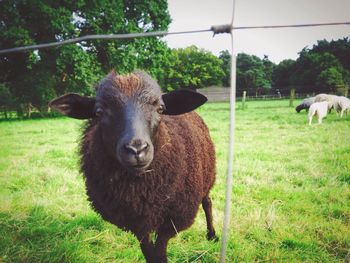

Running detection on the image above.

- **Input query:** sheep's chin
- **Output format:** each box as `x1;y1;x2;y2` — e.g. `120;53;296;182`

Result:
124;162;153;175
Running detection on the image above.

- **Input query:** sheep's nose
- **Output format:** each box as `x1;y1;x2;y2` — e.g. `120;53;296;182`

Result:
124;140;149;157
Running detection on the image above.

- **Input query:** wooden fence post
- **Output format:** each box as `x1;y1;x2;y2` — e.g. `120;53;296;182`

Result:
345;84;349;97
242;91;246;110
289;88;295;107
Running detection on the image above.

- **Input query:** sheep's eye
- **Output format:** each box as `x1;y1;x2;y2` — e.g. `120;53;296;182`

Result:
95;108;103;117
157;104;165;114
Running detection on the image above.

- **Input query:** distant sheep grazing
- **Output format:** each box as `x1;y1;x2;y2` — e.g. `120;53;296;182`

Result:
49;70;217;263
308;101;329;125
295;97;315;113
314;93;339;112
334;96;350;117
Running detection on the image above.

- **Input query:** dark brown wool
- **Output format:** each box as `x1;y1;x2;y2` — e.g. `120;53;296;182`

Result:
81;112;215;233
50;71;216;263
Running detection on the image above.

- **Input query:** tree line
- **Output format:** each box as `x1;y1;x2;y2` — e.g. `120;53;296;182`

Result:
220;38;350;97
0;1;349;117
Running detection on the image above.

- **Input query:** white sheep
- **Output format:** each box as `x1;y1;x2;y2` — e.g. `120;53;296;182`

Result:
308;101;329;125
314;93;339;112
334;96;350;117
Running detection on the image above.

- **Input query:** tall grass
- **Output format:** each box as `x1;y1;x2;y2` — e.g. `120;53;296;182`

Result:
0;100;349;262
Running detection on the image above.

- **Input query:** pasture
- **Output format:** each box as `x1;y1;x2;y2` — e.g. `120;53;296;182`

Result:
0;100;349;262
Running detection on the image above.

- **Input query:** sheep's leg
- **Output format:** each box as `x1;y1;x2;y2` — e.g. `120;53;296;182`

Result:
137;234;155;263
308;109;315;125
318;116;322;124
308;115;313;125
335;108;340;116
202;195;218;241
153;222;177;263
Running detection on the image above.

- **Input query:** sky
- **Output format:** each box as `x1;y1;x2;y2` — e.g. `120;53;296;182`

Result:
164;0;350;64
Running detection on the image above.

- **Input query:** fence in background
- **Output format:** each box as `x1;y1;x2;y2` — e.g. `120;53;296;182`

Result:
198;87;350;103
1;87;348;119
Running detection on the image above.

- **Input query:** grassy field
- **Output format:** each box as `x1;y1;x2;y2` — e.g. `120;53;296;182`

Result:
0;100;349;262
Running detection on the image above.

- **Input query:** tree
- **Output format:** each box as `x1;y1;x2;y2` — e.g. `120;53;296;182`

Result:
283;39;350;94
55;45;102;96
0;83;16;118
236;53;272;96
272;59;296;87
219;50;231;87
310;38;350;72
290;51;349;93
163;46;224;91
262;55;275;85
316;67;345;93
0;0;171;113
75;0;171;74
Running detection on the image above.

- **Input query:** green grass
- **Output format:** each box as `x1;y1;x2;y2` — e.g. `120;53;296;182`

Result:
0;100;349;262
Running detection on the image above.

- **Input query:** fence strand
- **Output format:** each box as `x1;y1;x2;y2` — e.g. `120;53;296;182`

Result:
0;21;349;54
0;29;211;54
234;21;350;30
219;1;237;262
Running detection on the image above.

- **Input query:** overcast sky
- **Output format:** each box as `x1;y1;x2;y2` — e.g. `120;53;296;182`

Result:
164;0;350;64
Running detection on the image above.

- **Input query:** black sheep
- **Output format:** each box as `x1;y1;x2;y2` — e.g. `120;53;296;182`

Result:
49;70;217;263
295;96;315;113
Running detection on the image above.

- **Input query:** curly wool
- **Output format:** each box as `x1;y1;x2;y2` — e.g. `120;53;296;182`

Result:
80;111;216;237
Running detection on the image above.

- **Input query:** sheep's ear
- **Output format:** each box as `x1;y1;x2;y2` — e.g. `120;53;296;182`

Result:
161;89;207;115
49;93;95;119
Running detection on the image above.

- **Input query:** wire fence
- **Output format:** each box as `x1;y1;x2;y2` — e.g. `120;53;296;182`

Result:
0;93;316;120
1;22;349;54
199;91;302;102
197;87;346;103
1;3;350;262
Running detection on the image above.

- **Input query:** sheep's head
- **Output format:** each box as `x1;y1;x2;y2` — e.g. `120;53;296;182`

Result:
49;70;207;173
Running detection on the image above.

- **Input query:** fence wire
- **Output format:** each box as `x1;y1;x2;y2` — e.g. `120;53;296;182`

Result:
219;1;236;262
0;4;350;263
0;22;349;54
